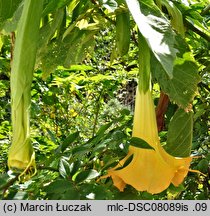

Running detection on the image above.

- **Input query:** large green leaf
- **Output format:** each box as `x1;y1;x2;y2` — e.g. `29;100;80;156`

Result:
115;6;131;57
38;28;96;79
125;0;177;78
151;31;200;108
151;54;200;108
164;108;193;157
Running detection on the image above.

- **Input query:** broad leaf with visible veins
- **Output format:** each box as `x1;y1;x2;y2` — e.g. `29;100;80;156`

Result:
126;0;177;78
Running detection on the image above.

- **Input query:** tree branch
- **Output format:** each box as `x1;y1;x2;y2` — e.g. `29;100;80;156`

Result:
155;91;170;132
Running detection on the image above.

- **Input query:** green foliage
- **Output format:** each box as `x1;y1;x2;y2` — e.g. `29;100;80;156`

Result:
130;137;155;150
115;6;130;57
0;0;22;30
165;108;193;157
126;0;177;78
151;38;200;108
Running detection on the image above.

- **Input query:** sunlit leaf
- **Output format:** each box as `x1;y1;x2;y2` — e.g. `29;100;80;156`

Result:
63;64;93;71
39;28;96;79
75;169;99;183
126;0;177;78
59;158;71;178
101;0;118;12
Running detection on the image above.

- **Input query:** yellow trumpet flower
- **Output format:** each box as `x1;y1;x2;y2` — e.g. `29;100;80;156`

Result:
103;89;193;194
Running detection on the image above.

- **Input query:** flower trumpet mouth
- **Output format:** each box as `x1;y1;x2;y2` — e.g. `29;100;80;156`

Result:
8;138;36;180
101;89;196;194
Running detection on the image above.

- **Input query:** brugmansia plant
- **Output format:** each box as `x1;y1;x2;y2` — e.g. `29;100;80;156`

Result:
101;34;197;194
8;0;43;180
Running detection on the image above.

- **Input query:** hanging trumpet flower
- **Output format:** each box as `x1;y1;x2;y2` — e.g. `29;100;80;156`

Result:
101;34;194;194
8;0;43;180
